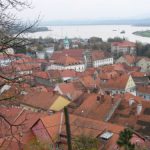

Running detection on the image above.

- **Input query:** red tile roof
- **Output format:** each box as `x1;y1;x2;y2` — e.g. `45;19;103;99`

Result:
124;92;144;104
137;85;150;94
48;70;61;79
102;74;130;89
34;71;49;79
99;71;119;80
0;107;46;149
51;49;84;61
59;70;77;78
79;75;98;89
18;91;59;110
55;82;83;101
123;55;137;64
110;94;150;137
91;50;111;61
74;93;118;120
35;112;124;143
54;55;82;65
34;112;147;149
112;41;136;47
131;71;147;77
56;82;76;93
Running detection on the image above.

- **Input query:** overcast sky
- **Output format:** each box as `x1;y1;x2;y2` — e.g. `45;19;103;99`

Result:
17;0;150;21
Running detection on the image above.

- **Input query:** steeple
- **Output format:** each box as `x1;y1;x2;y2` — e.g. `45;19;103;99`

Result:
64;37;70;49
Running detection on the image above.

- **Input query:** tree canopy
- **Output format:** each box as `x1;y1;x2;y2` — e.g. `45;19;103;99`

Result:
117;128;135;150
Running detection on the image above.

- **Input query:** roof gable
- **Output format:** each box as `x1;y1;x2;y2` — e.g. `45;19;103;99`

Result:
125;75;136;90
50;96;70;111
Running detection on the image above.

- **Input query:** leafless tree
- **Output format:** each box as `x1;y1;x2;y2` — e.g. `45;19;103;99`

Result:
0;0;39;149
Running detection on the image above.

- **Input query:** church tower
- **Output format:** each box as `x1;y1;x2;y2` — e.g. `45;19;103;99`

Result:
64;37;70;49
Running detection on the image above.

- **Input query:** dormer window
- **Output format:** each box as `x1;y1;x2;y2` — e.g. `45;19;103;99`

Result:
99;131;113;140
20;91;28;95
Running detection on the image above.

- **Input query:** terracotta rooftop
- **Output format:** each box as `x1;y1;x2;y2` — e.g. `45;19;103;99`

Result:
33;112;147;149
51;49;84;61
91;50;111;61
48;70;61;79
55;82;84;101
102;74;131;90
110;94;150;137
74;93;119;121
54;55;82;66
131;71;147;77
137;85;150;94
123;55;137;64
34;71;49;79
100;64;126;73
0;107;46;149
112;41;136;47
59;70;77;78
79;75;99;89
124;92;144;104
99;71;119;80
33;112;124;147
18;91;58;110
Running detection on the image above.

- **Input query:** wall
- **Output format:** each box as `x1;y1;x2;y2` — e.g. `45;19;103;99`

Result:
93;58;113;68
125;76;136;90
136;59;150;72
111;45;136;54
116;57;131;66
49;64;86;72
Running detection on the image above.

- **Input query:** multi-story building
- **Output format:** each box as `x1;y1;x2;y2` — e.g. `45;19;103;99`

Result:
49;54;86;72
102;74;136;95
116;55;137;66
91;50;113;67
111;41;136;55
136;57;150;72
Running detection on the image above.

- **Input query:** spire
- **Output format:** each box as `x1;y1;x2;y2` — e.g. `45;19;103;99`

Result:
64;37;70;49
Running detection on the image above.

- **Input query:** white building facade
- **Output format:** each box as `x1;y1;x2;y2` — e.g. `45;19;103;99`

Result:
49;63;86;72
93;57;114;68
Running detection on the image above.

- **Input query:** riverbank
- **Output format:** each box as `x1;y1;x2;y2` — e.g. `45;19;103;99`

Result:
133;30;150;38
25;25;150;43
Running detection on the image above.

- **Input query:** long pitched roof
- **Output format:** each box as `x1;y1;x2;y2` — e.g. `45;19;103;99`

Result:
91;50;111;61
74;93;119;121
112;41;136;47
110;94;150;137
33;112;147;149
54;55;82;65
38;112;124;141
102;74;130;90
51;49;84;61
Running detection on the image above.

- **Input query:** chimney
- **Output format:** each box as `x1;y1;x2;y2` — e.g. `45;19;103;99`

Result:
101;94;104;102
97;96;100;102
137;104;142;115
111;95;114;104
52;90;56;95
129;98;134;106
111;74;113;79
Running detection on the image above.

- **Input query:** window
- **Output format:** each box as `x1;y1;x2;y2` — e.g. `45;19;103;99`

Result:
100;131;113;140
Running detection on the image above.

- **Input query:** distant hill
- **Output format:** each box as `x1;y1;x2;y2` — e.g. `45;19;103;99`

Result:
41;18;150;26
11;26;49;34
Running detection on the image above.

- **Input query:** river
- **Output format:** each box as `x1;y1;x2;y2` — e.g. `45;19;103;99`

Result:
26;25;150;43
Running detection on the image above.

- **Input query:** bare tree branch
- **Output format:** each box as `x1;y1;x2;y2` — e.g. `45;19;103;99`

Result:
0;1;39;149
